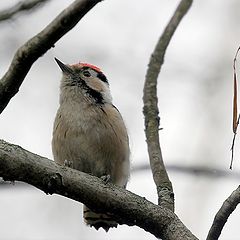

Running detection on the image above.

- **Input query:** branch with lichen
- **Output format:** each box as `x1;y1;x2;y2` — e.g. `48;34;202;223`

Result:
143;0;193;211
0;139;198;240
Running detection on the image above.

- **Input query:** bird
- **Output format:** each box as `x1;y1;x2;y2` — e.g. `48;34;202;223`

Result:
52;58;130;232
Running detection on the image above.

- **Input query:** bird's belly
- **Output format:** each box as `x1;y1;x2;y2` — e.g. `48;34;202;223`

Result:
53;124;128;183
52;104;130;186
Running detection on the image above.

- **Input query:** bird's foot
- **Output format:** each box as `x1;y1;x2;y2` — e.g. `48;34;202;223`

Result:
100;174;111;184
64;159;73;168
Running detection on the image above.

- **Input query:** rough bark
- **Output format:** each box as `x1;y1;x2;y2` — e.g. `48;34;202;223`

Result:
207;185;240;240
0;139;198;240
143;0;193;211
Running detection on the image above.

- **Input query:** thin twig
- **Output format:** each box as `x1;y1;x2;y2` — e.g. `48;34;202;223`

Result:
207;185;240;240
230;46;240;169
0;0;102;114
230;114;240;169
232;47;240;133
0;0;50;22
142;0;193;211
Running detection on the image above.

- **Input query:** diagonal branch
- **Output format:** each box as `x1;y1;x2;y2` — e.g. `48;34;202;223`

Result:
142;0;193;211
0;0;102;114
0;0;50;22
206;185;240;240
0;139;198;240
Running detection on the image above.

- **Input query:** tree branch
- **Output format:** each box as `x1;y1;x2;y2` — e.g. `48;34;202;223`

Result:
0;0;102;114
3;162;239;189
3;163;238;189
0;139;198;240
142;0;193;211
206;185;240;240
0;0;50;22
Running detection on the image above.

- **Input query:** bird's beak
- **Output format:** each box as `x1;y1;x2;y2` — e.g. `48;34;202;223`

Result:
54;58;73;74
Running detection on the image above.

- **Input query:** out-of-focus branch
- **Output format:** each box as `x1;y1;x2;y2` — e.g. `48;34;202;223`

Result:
0;139;198;240
132;163;240;179
142;0;193;211
0;0;50;22
3;163;239;188
0;0;102;114
207;185;240;240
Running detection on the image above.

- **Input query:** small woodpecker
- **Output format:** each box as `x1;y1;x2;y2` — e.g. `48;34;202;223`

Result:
52;58;130;232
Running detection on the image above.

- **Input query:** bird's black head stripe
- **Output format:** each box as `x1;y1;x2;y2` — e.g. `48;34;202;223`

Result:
81;66;108;84
86;87;104;104
80;78;104;104
97;72;108;84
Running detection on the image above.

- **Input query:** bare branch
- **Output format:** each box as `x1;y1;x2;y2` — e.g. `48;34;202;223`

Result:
3;163;239;190
3;162;240;189
0;0;50;22
0;0;102;114
207;186;240;240
0;139;198;240
142;0;193;211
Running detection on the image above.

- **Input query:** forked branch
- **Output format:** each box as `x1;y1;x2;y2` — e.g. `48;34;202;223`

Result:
0;139;198;240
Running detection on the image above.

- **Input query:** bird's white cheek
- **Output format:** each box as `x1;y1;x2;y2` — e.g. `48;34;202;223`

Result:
102;88;112;103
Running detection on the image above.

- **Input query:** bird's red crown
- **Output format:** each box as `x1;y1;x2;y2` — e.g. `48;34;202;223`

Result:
71;62;102;73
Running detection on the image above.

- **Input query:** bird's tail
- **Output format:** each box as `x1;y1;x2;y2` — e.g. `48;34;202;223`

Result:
83;205;117;232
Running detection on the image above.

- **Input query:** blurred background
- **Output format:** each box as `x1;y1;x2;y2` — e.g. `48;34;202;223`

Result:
1;0;240;239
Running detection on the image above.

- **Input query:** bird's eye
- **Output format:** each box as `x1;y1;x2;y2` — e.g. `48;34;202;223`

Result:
82;70;91;77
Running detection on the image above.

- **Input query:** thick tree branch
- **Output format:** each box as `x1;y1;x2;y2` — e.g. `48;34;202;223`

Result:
0;0;50;22
207;185;240;240
0;0;102;114
143;0;193;211
0;139;198;240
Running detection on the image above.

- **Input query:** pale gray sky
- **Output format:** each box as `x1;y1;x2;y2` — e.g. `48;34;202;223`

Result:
1;0;240;239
